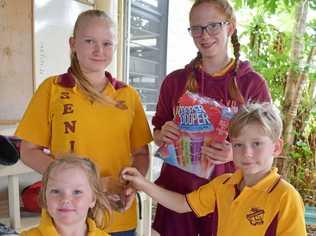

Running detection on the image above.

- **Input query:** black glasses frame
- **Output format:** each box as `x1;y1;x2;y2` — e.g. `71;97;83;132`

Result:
188;22;230;37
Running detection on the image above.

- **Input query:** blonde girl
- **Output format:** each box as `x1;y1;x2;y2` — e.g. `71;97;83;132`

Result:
16;9;152;236
21;157;111;236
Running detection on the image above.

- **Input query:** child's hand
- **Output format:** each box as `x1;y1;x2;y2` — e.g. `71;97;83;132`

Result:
121;167;147;190
201;140;233;165
159;121;180;144
123;183;136;211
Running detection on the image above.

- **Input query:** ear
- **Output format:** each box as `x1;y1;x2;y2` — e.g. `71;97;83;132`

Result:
273;138;283;157
69;37;75;52
227;22;236;37
89;197;96;209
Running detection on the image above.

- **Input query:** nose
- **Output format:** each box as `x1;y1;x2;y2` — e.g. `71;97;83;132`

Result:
93;42;103;53
200;27;211;39
242;145;254;158
60;193;72;204
201;26;208;35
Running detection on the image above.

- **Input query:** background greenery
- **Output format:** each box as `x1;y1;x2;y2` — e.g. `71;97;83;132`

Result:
234;0;316;205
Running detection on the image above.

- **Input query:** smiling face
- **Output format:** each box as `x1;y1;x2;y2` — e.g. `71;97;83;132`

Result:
46;165;96;226
69;16;115;75
231;122;283;178
189;2;235;59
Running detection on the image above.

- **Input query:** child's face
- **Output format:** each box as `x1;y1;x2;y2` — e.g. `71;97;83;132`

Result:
189;2;235;59
46;165;96;226
231;123;282;177
70;16;115;75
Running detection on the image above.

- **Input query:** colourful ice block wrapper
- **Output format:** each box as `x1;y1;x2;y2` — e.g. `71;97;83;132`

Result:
155;91;235;179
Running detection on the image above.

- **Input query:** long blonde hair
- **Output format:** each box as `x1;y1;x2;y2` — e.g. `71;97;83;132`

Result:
70;10;126;109
40;157;111;229
187;0;244;104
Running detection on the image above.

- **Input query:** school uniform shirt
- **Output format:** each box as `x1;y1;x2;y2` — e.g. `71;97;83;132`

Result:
15;71;153;233
186;168;307;236
152;59;271;236
20;209;108;236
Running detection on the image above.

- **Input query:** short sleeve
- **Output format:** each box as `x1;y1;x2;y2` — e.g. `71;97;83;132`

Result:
186;178;218;217
129;89;153;150
276;184;307;235
15;78;53;147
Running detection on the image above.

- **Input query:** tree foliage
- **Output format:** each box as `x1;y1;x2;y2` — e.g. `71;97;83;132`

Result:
234;0;316;204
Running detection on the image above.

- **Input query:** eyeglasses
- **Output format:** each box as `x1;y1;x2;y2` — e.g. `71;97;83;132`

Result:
188;22;230;37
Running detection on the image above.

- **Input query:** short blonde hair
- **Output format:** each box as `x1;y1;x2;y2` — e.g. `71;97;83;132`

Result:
40;156;111;229
229;103;283;141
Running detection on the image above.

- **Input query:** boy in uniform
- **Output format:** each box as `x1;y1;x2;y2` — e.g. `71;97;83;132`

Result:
122;103;307;236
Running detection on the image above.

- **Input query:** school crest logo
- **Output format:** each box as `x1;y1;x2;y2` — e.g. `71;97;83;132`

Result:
246;208;265;225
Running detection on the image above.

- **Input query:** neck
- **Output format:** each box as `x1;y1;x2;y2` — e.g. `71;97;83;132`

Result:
55;221;88;236
201;53;231;75
83;71;108;92
239;170;271;191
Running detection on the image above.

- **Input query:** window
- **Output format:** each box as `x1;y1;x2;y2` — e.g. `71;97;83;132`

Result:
124;0;168;112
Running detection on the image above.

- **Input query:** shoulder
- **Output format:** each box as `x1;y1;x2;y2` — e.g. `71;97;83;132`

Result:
35;76;59;91
107;73;136;95
214;173;234;182
202;173;234;189
158;68;188;94
266;177;304;210
164;68;186;83
237;60;265;82
275;179;303;201
86;218;110;236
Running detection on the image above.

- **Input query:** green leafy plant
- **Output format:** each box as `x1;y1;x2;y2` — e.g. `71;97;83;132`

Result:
236;0;316;205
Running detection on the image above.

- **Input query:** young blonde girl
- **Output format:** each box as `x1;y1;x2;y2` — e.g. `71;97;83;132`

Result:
16;9;152;235
152;0;271;235
21;157;111;236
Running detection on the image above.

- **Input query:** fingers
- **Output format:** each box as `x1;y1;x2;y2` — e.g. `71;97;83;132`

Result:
121;167;139;178
120;167;145;191
208;140;231;151
160;121;180;144
201;141;233;164
124;189;136;211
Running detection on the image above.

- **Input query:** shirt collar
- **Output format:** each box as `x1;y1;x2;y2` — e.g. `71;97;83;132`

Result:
39;209;99;235
226;168;281;193
57;68;127;90
38;209;60;235
211;58;235;77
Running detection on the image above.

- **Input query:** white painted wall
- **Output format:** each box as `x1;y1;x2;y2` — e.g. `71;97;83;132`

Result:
166;0;196;74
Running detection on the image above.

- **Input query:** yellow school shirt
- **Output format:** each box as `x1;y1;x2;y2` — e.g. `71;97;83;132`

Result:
20;209;108;236
15;71;153;233
186;168;307;236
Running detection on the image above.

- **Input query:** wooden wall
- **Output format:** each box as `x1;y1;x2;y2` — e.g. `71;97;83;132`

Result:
0;0;33;125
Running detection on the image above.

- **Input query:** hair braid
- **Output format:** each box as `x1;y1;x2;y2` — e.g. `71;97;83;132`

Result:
185;52;202;93
229;29;245;104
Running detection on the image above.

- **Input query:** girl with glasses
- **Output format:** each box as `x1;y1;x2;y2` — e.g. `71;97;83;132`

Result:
152;0;271;235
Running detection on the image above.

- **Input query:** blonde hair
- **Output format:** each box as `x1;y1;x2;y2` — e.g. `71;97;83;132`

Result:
40;157;111;229
229;103;283;141
70;10;126;109
187;0;244;104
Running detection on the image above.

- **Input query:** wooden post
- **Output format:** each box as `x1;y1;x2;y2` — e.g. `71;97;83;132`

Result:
0;0;33;123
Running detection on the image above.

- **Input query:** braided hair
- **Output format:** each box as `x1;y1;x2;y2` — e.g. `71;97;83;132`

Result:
186;0;245;104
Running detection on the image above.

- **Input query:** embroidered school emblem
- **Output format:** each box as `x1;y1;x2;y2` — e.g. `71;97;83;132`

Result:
246;208;265;225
